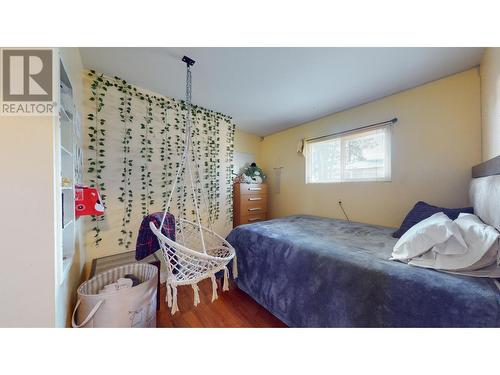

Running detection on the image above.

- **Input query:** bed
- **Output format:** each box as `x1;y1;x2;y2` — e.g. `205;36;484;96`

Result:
226;158;500;327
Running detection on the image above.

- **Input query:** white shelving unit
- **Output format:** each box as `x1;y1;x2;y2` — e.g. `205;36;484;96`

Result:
56;56;77;283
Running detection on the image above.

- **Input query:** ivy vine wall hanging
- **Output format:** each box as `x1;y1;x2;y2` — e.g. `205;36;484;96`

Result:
83;70;235;260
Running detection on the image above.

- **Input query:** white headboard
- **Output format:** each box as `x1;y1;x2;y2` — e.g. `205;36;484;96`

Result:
470;156;500;231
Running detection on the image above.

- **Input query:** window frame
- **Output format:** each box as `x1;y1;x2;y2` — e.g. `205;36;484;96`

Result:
305;124;392;184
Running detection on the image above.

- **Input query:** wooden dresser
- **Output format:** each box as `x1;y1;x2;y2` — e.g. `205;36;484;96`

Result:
233;183;268;226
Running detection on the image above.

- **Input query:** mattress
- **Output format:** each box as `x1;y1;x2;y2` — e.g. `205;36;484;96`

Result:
226;215;500;327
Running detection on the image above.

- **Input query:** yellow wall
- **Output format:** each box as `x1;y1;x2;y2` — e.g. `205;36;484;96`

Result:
259;69;482;228
234;129;262;163
479;48;500;160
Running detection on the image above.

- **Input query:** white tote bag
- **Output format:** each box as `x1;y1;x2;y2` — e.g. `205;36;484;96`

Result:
72;263;158;328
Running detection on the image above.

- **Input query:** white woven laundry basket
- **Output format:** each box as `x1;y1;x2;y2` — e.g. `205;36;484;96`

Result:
72;263;158;328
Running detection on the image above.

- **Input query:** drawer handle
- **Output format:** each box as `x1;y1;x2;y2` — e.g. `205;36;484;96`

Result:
248;218;262;222
248;207;262;212
248;197;262;201
248;187;262;191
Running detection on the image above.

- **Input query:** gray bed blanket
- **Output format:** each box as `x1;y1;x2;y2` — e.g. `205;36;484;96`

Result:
226;215;500;327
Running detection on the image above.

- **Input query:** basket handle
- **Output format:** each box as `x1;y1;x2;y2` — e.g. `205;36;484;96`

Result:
72;299;104;328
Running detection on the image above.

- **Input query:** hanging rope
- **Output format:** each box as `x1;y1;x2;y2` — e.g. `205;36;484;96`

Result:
150;56;236;315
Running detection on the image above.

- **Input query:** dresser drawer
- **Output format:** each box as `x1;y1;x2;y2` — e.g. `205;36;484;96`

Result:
240;195;267;214
238;183;268;195
233;183;268;227
240;213;266;224
241;193;266;203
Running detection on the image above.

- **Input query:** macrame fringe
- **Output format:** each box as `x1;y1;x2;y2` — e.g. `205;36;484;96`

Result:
171;285;179;315
166;283;172;308
192;283;200;306
211;274;218;302
232;254;238;279
223;266;230;291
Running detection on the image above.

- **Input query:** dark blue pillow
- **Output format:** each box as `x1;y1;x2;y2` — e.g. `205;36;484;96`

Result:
392;201;474;238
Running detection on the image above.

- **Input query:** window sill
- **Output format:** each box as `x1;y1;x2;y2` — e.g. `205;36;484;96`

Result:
306;179;392;184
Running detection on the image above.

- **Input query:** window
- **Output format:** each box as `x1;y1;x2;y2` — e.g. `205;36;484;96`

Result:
306;126;391;183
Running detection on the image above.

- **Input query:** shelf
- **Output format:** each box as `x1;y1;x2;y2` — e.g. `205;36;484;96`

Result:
61;254;73;280
62;190;74;229
61;145;73;156
60;109;74;155
60;108;72;121
58;56;76;286
63;219;74;230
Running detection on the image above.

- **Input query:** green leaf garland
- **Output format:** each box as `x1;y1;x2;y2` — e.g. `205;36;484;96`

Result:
85;69;235;249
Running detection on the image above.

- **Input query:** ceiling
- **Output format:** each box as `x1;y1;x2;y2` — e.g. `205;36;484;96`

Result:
80;47;484;136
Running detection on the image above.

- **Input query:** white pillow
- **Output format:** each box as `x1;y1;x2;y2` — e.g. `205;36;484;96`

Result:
409;213;500;271
391;212;467;261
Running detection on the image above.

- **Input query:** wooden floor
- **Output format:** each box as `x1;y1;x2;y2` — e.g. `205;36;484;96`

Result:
156;279;287;328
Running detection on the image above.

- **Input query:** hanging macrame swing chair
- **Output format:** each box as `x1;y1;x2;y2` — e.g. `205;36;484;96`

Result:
149;56;236;315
